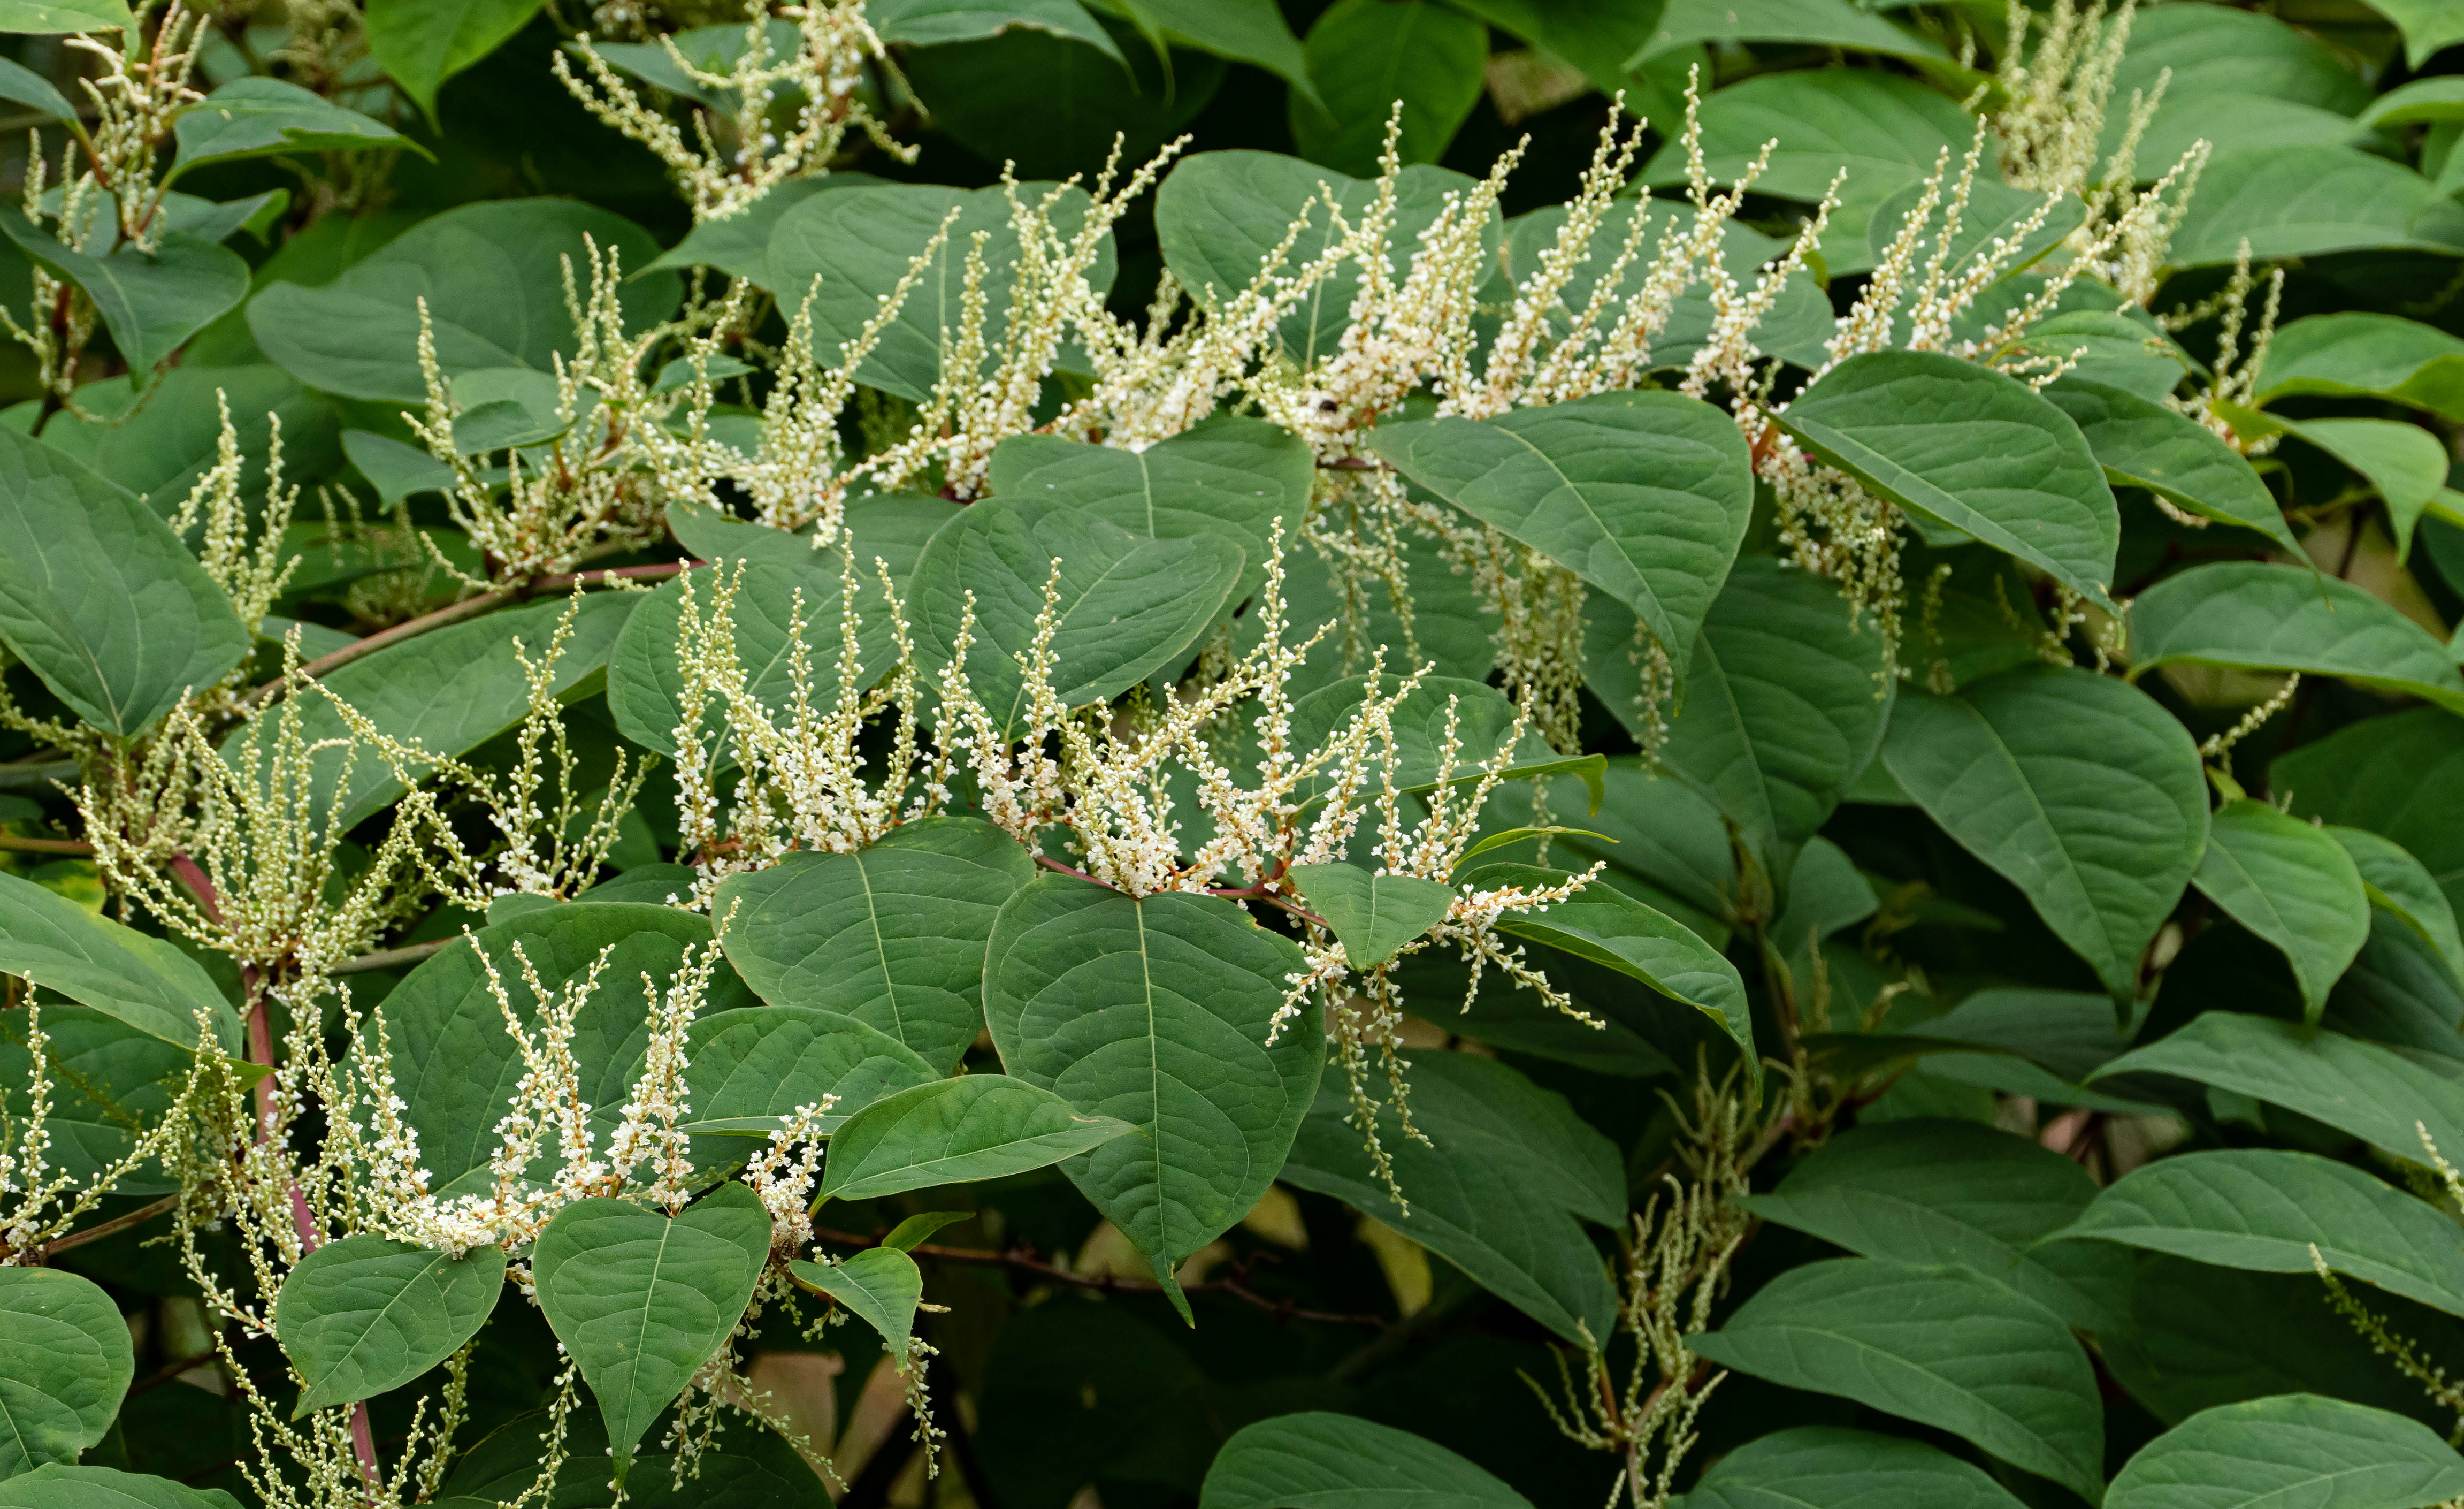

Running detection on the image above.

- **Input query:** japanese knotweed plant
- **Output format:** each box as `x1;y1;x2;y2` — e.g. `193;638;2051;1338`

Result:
1;3;2462;1509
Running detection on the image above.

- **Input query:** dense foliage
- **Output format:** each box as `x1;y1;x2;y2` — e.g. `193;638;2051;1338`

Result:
2;1;2463;1506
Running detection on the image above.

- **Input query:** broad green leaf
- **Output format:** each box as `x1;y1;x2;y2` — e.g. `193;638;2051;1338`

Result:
1400;950;1680;1079
2042;378;2296;551
0;212;247;374
2366;0;2464;69
274;1236;506;1415
2054;1149;2464;1321
677;1005;937;1137
764;181;1113;402
906;498;1242;738
1684;1426;2031;1509
1774;351;2121;607
1280;1051;1621;1344
2362;75;2464;127
2107;1394;2464;1509
1287;673;1601;806
1460;861;1754;1071
1529;759;1737;929
883;1210;975;1251
0;1;128;31
715;817;1036;1073
366;0;548;119
0;1004;194;1193
2192;799;2372;1020
2282;416;2447;557
2167;148;2455;268
0;428;248;738
2130;93;2362;180
668;493;960;587
167;78;409;183
788;1248;924;1363
2112;3;2369;114
1882;665;2208;1000
1690;1258;2103;1501
1498;199;1835;374
2000;310;2199;403
1288;863;1455;968
1738;1118;2121;1330
256;591;637;830
983;875;1322;1315
2275;709;2464;915
1657;557;1891;886
2131;562;2464;715
0;1268;133;1478
532;1182;771;1483
1636;0;1946;63
2332;827;2464;990
985;414;1310;598
1199;1412;1533;1509
643;177;862;284
362;903;744;1197
819;1075;1135;1201
1445;0;1666;98
1115;0;1315;100
1864;177;2083;289
1638;69;1973;232
1154;151;1479;367
2254;311;2464;422
2091;1012;2464;1164
250;200;676;403
1289;0;1487;177
606;560;898;760
867;0;1123;59
0;1468;241;1509
0;57;74;124
1370;390;1755;666
587;20;799;107
0;869;239;1051
38;364;336;519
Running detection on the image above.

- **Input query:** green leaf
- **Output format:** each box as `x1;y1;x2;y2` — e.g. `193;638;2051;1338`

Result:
2253;311;2464;422
0;1268;133;1479
2282;416;2448;557
1289;0;1487;177
606;560;898;760
2054;1149;2464;1321
0;1;129;32
249;200;676;403
1864;178;2083;289
867;0;1123;59
1114;0;1314;101
2332;827;2464;990
1683;1426;2032;1509
363;903;741;1197
1689;1258;2104;1501
906;498;1242;738
366;0;548;119
882;1210;975;1251
0;1468;242;1509
1155;150;1480;367
820;1074;1135;1202
983;875;1322;1315
1883;665;2207;1000
2167;148;2455;269
37;364;335;519
2108;1394;2464;1509
1773;351;2121;607
2091;1012;2464;1164
1198;1412;1534;1509
0;214;247;374
668;493;959;588
1636;0;1946;64
1738;1119;2121;1330
644;177;869;285
0;868;239;1051
2131;562;2464;715
2275;709;2464;916
2000;310;2200;404
0;428;248;737
533;1182;771;1483
0;1005;194;1194
1657;557;1891;886
1459;862;1755;1073
1370;390;1755;667
714;817;1037;1073
167;78;411;183
274;1236;506;1415
2192;799;2373;1021
787;1248;924;1363
2112;3;2368;114
1287;863;1455;969
1286;673;1597;806
2364;0;2464;69
985;414;1311;599
676;1004;937;1137
259;592;636;831
1279;1051;1622;1344
763;181;1114;402
1638;68;1972;220
2041;378;2297;551
0;57;75;121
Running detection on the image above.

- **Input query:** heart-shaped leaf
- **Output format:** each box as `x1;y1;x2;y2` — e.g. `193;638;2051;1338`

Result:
275;1236;506;1415
819;1074;1136;1202
787;1248;924;1363
677;1005;937;1137
532;1181;772;1482
1287;863;1455;969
